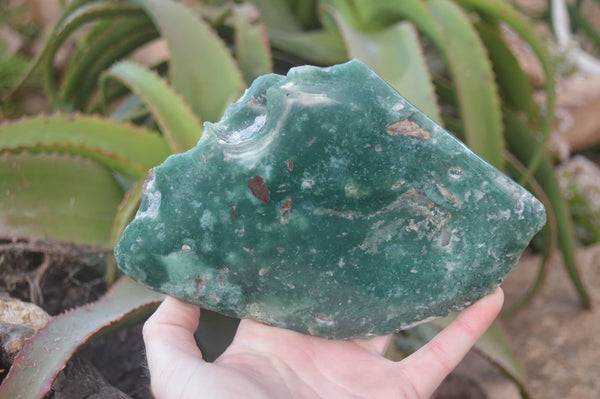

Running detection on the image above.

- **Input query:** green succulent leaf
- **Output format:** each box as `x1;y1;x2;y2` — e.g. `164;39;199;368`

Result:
233;4;273;85
0;152;124;247
502;229;552;318
249;0;303;32
4;0;123;99
249;0;346;65
328;7;441;122
0;114;171;179
502;152;556;316
42;1;144;109
61;15;158;110
106;177;145;285
503;109;590;308
108;93;151;122
427;0;505;170
292;0;320;29
267;28;348;65
453;0;556;183
101;60;203;153
319;0;360;26
475;22;535;120
0;277;164;399
350;0;443;46
139;0;246;122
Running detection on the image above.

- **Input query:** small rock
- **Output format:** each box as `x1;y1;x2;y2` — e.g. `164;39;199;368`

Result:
0;296;50;366
0;296;50;328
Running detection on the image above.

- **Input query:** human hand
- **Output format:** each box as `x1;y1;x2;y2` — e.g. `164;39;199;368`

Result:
143;289;503;399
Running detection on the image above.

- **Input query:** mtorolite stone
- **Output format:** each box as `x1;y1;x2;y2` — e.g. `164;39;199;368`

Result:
115;60;546;339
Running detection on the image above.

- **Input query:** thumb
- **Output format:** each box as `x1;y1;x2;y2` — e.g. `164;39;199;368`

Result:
143;296;204;397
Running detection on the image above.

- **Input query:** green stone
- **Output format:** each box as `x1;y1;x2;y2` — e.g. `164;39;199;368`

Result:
115;60;546;339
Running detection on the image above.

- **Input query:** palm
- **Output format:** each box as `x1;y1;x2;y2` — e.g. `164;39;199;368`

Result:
144;291;503;399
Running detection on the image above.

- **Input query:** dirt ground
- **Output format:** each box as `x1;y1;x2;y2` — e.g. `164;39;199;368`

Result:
452;245;600;399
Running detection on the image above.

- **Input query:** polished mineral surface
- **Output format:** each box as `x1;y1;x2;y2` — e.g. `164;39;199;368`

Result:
115;60;546;339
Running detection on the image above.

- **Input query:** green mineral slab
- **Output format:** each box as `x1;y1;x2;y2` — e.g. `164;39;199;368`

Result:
115;60;546;339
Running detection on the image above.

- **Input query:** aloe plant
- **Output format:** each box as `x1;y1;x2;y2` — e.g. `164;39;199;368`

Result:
0;277;164;399
0;0;589;397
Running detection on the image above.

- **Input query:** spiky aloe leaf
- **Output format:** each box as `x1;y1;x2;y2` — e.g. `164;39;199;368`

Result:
476;22;536;121
111;179;144;232
92;61;169;117
0;114;171;179
0;152;123;247
502;152;556;316
504;109;590;308
292;0;320;29
250;0;303;31
42;1;144;109
233;3;273;85
0;277;164;399
249;0;346;65
453;0;556;183
4;0;117;99
503;230;552;318
61;15;158;110
107;93;150;122
138;0;245;122
101;60;203;153
427;0;505;170
106;177;145;285
327;7;441;122
76;28;158;111
351;0;444;46
268;28;348;65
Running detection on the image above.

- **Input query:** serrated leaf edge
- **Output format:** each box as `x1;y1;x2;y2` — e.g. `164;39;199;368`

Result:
0;277;163;399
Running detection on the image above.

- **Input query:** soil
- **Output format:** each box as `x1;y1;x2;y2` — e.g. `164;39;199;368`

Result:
0;239;151;398
0;239;109;315
0;238;240;398
501;245;600;398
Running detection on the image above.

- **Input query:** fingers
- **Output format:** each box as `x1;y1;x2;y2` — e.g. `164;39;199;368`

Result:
144;296;201;353
143;296;204;397
396;288;504;399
